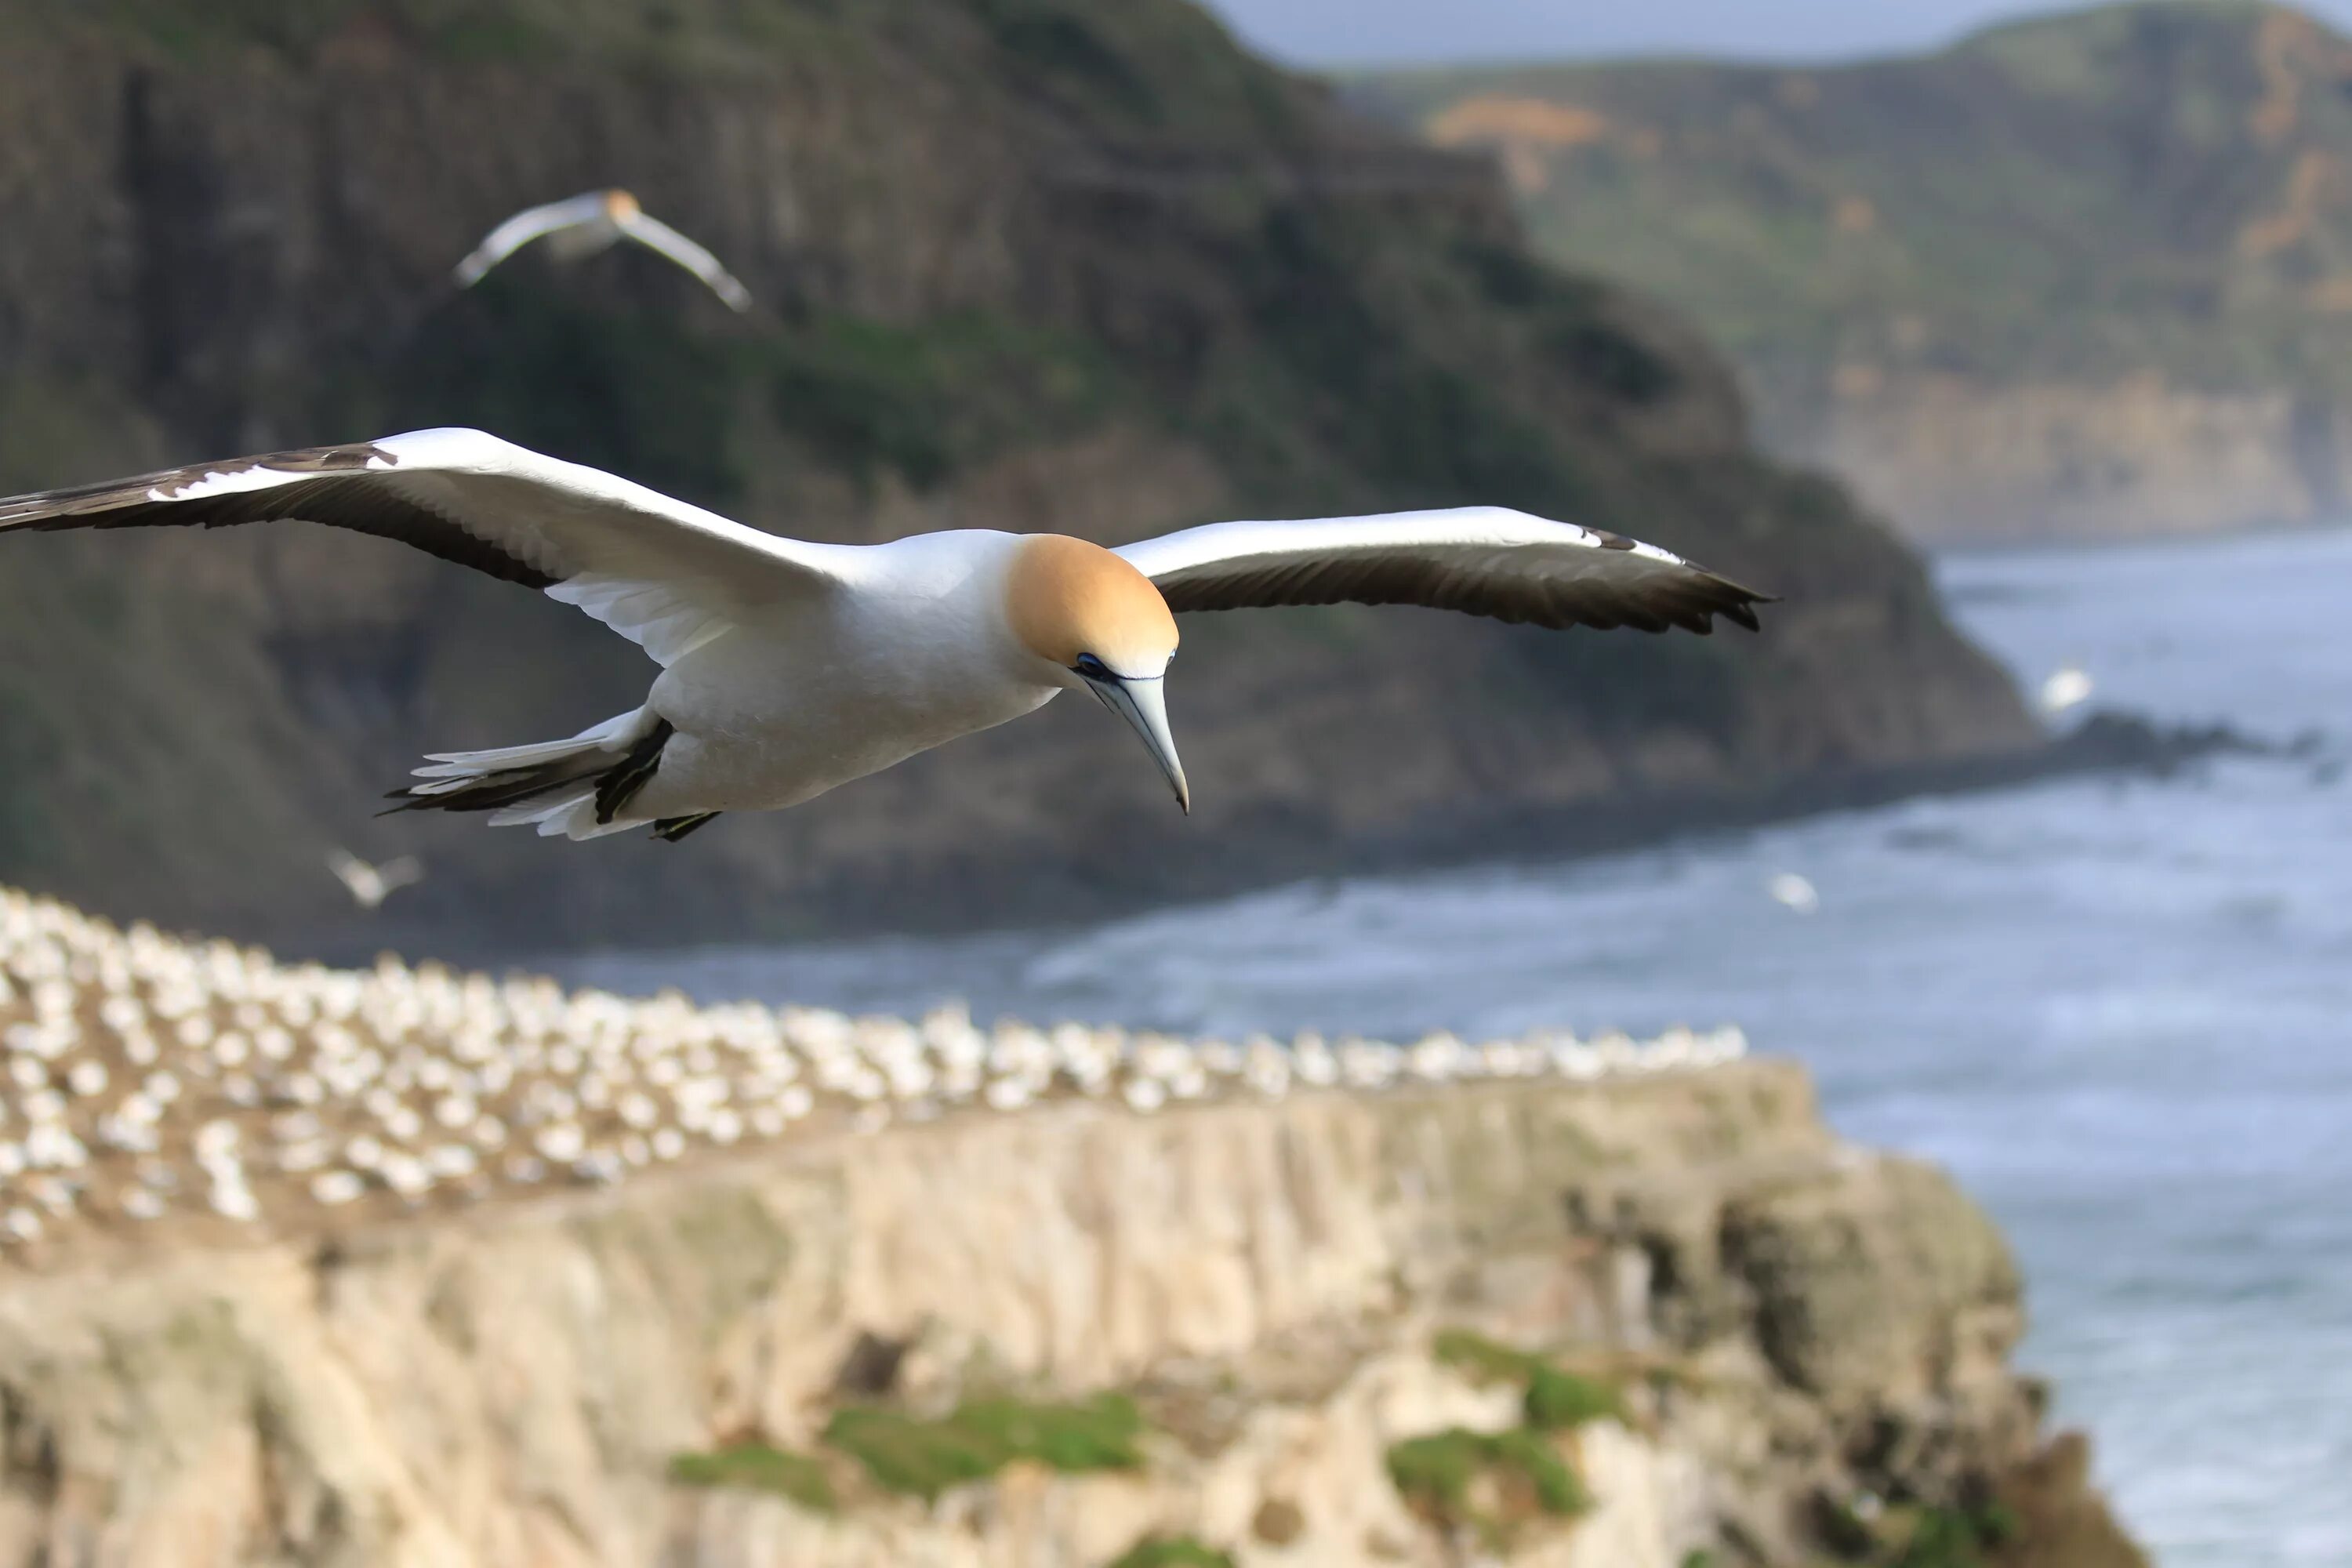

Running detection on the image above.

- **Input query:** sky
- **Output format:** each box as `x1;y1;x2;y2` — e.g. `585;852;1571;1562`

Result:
1201;0;2352;67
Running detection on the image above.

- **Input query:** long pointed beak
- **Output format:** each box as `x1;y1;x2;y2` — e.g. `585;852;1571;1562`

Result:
1085;675;1189;815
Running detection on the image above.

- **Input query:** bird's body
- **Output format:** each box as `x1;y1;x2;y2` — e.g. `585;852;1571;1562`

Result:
0;428;1770;844
619;531;1058;826
454;189;754;312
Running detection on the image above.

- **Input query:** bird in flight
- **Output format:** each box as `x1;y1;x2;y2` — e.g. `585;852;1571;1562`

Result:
2038;662;2094;717
0;430;1769;844
452;190;753;312
325;848;424;910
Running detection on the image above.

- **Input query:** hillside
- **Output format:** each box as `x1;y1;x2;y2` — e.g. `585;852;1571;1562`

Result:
1354;0;2352;539
0;0;2031;955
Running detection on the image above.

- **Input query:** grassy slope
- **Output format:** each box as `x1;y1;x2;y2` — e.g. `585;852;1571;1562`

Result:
0;0;2030;950
1351;1;2352;395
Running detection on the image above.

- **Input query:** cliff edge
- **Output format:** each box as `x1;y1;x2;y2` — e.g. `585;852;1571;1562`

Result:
0;885;2143;1567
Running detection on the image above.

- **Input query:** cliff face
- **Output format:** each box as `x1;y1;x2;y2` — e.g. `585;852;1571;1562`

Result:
0;1065;2139;1568
1752;367;2352;542
0;0;2032;953
0;881;2147;1566
1354;2;2352;542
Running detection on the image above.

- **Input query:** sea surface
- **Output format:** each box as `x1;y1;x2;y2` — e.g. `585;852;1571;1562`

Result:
568;526;2352;1568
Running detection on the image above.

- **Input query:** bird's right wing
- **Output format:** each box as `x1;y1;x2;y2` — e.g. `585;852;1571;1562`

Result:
615;211;754;312
453;193;611;287
0;429;860;666
1116;507;1769;635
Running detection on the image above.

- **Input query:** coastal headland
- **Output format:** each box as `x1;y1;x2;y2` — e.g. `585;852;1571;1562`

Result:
0;884;2143;1567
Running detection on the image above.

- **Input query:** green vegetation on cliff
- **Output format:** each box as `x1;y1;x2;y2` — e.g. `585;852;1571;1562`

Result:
822;1394;1147;1499
1430;1326;1629;1429
667;1442;836;1510
1352;2;2352;397
1104;1537;1235;1568
1386;1427;1589;1544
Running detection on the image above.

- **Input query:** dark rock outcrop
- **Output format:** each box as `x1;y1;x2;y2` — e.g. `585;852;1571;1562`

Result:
0;0;2033;953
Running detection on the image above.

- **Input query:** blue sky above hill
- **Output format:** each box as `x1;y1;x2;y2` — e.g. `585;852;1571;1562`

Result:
1203;0;2352;67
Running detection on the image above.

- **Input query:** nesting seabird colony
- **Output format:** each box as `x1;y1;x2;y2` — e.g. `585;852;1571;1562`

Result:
0;885;1747;1254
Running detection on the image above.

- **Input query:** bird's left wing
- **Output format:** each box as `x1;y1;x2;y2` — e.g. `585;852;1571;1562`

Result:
0;428;858;665
1115;507;1769;635
616;211;754;312
453;193;609;286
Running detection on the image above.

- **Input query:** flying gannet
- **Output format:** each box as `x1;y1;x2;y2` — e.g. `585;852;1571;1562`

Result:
1765;872;1820;915
0;430;1770;844
453;190;753;312
326;848;424;910
2038;662;2094;717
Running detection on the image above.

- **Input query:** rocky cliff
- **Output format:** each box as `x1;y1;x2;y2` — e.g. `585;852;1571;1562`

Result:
1354;1;2352;541
0;0;2033;955
0;884;2142;1568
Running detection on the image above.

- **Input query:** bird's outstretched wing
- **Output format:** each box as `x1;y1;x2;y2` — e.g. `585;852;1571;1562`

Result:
615;211;754;312
452;193;611;287
0;430;856;665
325;848;373;901
1115;507;1769;635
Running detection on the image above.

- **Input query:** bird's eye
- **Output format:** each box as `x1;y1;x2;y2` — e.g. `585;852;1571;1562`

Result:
1073;653;1111;681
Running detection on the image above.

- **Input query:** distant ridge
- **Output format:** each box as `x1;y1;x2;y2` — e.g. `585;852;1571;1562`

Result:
1352;1;2352;540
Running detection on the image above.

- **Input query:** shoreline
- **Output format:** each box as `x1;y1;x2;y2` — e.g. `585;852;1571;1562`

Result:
298;708;2256;972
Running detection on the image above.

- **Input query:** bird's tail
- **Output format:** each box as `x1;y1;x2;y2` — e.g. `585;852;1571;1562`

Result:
383;710;670;840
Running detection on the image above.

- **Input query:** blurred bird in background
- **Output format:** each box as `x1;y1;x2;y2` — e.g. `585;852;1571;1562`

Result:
326;849;425;911
2039;663;2094;717
452;189;753;312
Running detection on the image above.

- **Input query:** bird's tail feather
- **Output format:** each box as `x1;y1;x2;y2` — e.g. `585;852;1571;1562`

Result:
383;710;671;840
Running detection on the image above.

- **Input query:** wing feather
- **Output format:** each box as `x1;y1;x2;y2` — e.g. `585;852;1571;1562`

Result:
1115;508;1769;635
0;429;855;664
616;212;754;312
453;193;610;286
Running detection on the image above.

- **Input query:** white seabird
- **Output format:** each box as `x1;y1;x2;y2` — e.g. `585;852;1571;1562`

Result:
325;849;424;911
0;429;1770;843
453;190;753;312
2038;662;2094;717
1766;872;1820;915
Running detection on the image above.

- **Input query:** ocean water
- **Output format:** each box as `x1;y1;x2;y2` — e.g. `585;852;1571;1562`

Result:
568;527;2352;1568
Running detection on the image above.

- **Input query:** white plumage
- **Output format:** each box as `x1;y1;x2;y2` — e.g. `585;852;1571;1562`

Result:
453;189;753;312
0;428;1770;844
2038;663;2095;717
325;850;424;911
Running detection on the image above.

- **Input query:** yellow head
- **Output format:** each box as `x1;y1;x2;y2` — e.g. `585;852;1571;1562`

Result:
1006;534;1178;679
603;189;643;221
1005;535;1188;811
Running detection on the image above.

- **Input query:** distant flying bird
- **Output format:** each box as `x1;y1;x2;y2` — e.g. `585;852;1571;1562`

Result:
2038;663;2094;717
0;430;1769;844
326;848;423;910
453;189;753;312
1766;872;1820;915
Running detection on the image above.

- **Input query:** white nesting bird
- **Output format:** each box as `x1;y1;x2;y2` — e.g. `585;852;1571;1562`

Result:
325;849;424;911
2038;662;2095;717
453;189;753;313
0;429;1769;842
